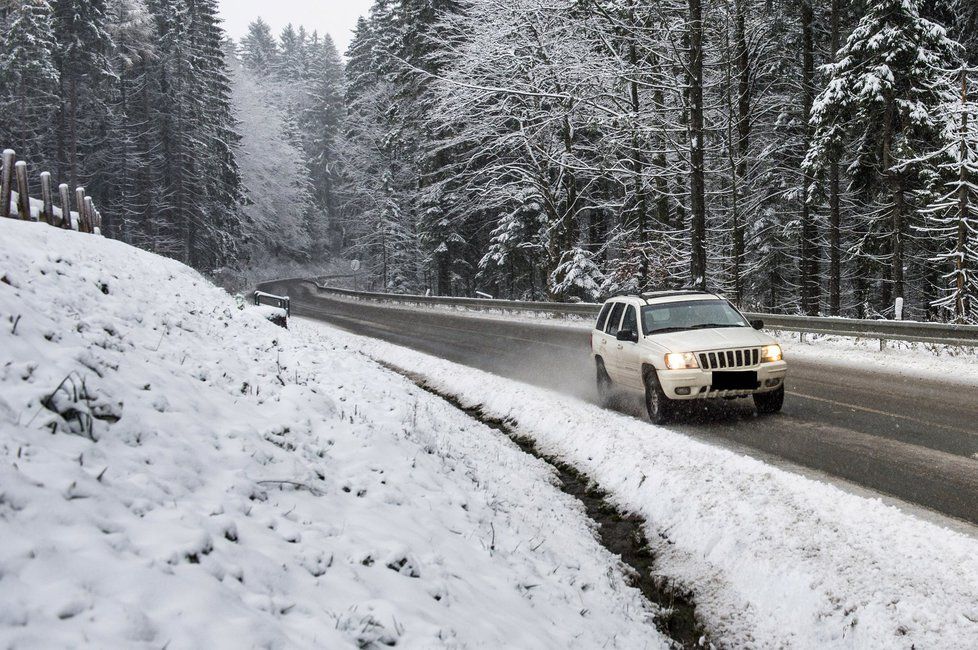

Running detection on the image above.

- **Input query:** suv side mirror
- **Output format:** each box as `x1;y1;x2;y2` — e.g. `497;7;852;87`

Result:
750;319;765;330
616;329;638;343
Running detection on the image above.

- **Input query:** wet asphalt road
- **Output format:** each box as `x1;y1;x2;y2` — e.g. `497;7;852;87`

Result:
262;280;978;526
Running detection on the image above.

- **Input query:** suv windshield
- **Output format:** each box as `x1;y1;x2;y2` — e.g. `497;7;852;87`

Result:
641;299;749;335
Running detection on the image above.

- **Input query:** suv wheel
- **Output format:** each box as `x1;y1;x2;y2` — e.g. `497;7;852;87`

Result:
754;385;785;415
643;367;674;425
596;359;613;406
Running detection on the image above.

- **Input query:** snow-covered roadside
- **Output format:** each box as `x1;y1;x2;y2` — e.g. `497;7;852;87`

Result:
0;219;668;648
776;329;978;387
305;319;978;648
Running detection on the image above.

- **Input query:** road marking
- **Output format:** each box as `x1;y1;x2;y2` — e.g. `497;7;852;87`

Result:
787;390;977;436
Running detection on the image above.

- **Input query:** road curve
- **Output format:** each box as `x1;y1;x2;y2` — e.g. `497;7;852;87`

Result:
262;279;978;525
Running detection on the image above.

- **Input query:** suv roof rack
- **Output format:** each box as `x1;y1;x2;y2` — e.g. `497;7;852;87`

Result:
640;289;714;299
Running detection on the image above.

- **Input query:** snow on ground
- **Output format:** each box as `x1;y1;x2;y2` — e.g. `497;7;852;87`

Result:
0;219;668;649
9;192;80;230
305;319;978;648
775;329;978;388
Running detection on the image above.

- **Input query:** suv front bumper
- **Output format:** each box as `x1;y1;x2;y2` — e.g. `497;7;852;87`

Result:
658;361;787;400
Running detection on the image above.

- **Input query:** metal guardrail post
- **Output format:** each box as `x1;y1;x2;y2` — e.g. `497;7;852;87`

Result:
254;290;291;318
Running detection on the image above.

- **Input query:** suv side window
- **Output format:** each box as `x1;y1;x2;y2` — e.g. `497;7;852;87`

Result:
595;302;613;331
605;302;626;335
621;305;638;337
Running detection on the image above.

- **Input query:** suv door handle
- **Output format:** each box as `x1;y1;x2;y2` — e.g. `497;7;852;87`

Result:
617;344;624;350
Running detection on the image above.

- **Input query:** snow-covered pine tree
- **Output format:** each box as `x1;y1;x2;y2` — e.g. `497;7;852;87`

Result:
0;0;60;170
189;0;242;270
303;32;345;256
394;0;463;296
240;17;277;76
51;0;116;191
805;0;962;315
918;67;978;323
340;4;427;293
924;0;978;66
103;0;157;241
277;23;305;82
145;0;241;269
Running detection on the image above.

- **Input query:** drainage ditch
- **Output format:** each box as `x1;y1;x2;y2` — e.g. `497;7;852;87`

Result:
382;363;711;649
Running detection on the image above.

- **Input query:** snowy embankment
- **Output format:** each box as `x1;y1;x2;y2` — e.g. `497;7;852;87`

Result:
303;320;978;648
0;219;667;648
776;329;978;387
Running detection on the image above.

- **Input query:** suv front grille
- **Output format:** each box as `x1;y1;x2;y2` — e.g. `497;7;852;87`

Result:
698;348;760;370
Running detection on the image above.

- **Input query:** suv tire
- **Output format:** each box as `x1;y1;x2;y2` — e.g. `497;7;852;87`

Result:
596;358;613;406
754;385;785;414
643;367;674;425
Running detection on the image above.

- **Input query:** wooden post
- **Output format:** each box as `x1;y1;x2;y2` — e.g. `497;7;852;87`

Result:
15;161;31;220
58;183;72;229
84;197;95;234
40;172;54;224
1;149;14;219
75;187;87;232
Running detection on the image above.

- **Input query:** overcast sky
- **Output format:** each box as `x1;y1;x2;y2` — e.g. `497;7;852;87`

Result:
217;0;373;55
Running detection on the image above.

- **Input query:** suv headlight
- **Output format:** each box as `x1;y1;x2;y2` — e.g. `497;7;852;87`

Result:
665;352;699;370
761;344;783;363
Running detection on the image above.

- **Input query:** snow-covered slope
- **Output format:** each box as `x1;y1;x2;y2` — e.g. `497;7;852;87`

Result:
0;220;666;649
320;321;978;648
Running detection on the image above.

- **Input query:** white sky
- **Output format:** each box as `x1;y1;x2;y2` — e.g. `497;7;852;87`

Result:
217;0;374;55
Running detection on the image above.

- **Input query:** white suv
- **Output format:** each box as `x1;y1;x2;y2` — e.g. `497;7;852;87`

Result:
591;291;787;423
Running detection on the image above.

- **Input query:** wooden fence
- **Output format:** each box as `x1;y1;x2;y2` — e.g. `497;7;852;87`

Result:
1;148;103;234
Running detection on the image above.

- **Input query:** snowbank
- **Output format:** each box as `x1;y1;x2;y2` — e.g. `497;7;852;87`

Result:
777;329;978;387
310;320;978;648
0;219;666;648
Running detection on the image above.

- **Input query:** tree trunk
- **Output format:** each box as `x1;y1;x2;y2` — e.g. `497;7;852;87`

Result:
67;77;78;190
688;0;707;290
560;115;579;255
956;69;971;321
883;95;905;305
627;1;647;271
799;0;819;315
828;0;844;315
732;0;750;305
653;54;671;228
892;182;905;304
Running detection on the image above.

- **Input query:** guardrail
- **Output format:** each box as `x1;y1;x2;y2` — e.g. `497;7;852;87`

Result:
254;290;291;317
309;283;978;348
311;285;602;316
